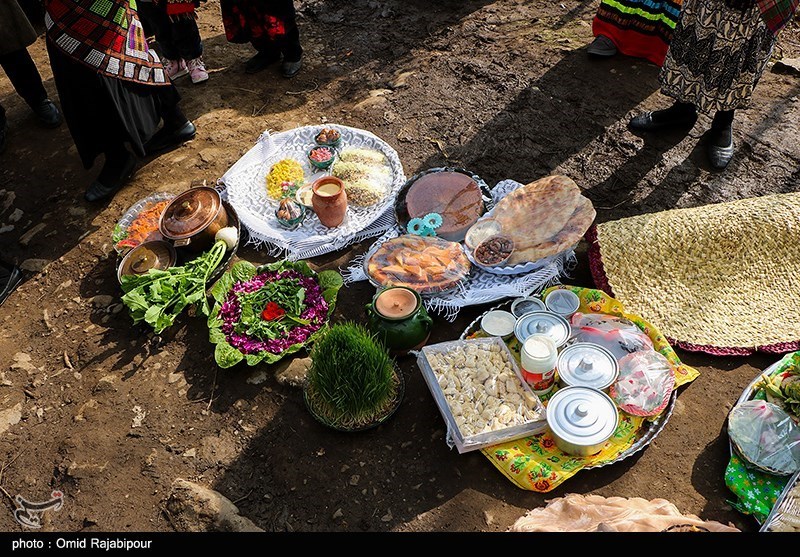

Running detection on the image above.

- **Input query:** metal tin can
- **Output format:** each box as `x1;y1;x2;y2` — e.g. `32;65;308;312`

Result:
520;334;558;396
510;296;547;318
545;289;581;318
557;342;619;391
514;311;571;349
546;386;619;456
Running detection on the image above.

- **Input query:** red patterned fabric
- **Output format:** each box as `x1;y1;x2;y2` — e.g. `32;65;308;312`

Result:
44;0;168;86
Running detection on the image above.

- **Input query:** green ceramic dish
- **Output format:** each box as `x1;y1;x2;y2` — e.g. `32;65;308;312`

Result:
308;145;336;170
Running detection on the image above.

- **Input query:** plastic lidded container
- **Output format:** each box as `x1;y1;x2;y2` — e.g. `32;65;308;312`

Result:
521;334;559;396
557;342;619;391
514;310;571;349
546;386;619;456
545;289;581;318
511;296;547;318
480;310;516;339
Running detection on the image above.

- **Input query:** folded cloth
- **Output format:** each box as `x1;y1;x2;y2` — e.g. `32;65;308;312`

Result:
509;493;741;532
588;192;800;356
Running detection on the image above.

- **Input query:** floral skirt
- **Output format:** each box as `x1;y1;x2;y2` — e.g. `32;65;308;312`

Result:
660;0;776;112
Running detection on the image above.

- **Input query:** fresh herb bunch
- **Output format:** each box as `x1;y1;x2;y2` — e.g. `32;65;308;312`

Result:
208;259;343;368
306;322;398;429
120;239;227;334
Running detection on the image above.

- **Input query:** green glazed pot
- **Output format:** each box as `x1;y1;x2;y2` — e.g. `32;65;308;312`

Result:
365;286;433;355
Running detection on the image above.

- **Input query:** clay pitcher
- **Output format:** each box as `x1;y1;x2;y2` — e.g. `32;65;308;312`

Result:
312;176;348;228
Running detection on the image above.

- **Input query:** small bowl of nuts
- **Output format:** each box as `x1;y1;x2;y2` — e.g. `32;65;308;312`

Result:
314;127;342;147
474;234;514;267
308;145;336;170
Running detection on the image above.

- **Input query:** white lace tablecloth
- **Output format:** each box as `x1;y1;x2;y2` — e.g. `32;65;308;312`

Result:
218;125;406;260
342;179;576;320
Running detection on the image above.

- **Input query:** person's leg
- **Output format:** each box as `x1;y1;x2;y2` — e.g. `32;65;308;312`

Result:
139;3;188;79
278;1;303;77
143;84;196;155
174;19;208;83
0;48;61;127
85;141;137;202
707;109;735;170
629;101;697;132
246;35;282;74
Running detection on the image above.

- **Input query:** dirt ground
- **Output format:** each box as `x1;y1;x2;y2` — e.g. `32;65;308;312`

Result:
1;0;799;535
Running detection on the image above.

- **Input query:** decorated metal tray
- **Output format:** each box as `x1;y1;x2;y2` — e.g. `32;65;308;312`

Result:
728;356;799;480
220;124;406;258
112;191;175;254
460;298;678;469
394;167;492;241
361;234;471;297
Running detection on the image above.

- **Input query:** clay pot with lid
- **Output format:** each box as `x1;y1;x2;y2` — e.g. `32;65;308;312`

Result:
365;286;433;355
159;186;229;253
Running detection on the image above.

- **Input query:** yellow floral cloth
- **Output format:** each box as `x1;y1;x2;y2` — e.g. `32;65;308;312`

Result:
478;286;700;492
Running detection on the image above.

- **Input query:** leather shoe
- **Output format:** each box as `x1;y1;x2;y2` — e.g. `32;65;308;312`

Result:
708;138;734;170
0;120;7;154
281;59;302;78
245;51;281;74
85;153;137;202
628;111;697;133
32;99;62;128
144;120;196;156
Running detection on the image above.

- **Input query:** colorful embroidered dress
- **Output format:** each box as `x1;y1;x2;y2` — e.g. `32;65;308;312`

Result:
45;0;168;86
592;0;683;66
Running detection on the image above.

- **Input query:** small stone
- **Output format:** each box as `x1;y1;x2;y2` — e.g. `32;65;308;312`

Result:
8;208;23;223
340;464;350;473
93;375;118;393
19;258;50;272
183;448;197;458
19;223;46;246
332;508;343;519
73;371;82;380
68;207;87;217
380;510;393;522
275;357;311;388
74;399;99;422
10;352;38;374
484;510;494;525
246;370;268;385
168;372;183;384
131;405;146;428
0;403;23;435
349;474;360;486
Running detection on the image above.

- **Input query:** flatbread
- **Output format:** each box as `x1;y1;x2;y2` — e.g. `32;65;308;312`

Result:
508;194;596;264
486;175;595;265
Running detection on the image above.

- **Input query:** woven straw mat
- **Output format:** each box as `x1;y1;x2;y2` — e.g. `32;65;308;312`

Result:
589;192;800;355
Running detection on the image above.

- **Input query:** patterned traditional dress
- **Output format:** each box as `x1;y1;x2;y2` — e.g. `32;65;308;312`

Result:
44;0;183;167
593;0;683;66
659;0;777;113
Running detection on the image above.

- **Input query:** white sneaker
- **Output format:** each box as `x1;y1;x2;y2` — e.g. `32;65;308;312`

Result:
163;58;188;80
186;57;209;84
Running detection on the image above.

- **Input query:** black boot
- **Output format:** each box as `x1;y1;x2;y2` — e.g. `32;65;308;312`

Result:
629;101;698;132
85;148;137;202
143;120;196;156
31;98;62;128
245;50;281;74
707;110;735;170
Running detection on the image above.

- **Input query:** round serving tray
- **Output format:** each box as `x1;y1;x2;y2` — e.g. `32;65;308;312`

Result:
728;357;797;478
113;191;176;254
116;198;241;288
361;236;471;298
394;167;493;238
460;298;678;470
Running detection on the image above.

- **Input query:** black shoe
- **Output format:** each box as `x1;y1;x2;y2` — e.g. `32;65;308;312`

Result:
587;35;617;57
708;138;734;170
281;59;302;79
0;120;7;154
85;153;137;202
0;260;22;307
628;110;697;133
31;99;62;128
143;120;196;156
245;51;281;74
